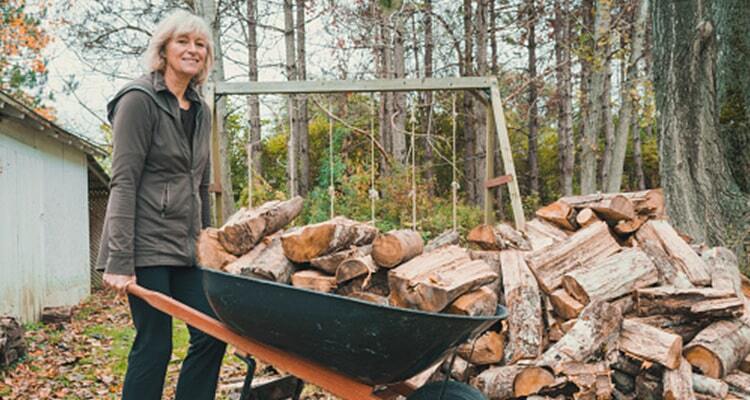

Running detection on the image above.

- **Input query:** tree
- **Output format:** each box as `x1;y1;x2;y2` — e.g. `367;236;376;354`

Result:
526;0;540;198
653;0;750;247
246;0;262;207
296;0;310;196
554;0;574;196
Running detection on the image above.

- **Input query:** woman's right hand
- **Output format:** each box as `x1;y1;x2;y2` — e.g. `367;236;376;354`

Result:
103;273;136;294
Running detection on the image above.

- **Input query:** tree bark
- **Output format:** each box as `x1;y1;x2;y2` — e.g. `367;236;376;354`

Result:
653;0;750;246
462;0;477;204
501;249;544;363
555;0;574;196
600;45;614;189
392;10;407;164
527;0;540;198
607;0;649;192
475;0;489;206
295;0;309;196
619;318;683;370
422;0;434;191
246;0;262;203
580;0;611;194
283;0;298;196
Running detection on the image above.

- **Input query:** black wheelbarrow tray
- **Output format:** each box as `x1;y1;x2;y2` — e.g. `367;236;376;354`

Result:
126;266;507;399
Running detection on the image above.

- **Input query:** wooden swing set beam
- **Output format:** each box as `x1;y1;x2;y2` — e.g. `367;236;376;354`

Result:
206;76;526;230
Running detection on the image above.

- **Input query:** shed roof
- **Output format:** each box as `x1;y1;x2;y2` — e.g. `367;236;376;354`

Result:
0;90;107;158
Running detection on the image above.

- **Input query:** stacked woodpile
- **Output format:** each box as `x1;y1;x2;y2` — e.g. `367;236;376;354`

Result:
198;189;750;399
0;316;25;368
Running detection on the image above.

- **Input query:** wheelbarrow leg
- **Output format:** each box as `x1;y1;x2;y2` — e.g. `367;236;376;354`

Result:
237;352;257;400
292;378;304;400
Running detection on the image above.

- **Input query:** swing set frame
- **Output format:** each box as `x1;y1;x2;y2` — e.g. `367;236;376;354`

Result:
205;76;526;231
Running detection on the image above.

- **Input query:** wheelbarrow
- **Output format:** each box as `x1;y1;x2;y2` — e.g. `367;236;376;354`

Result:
126;267;507;399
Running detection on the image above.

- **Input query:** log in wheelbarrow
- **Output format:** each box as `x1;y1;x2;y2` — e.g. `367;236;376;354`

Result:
127;267;507;400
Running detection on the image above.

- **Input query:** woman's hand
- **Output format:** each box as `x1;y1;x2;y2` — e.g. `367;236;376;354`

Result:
103;273;136;294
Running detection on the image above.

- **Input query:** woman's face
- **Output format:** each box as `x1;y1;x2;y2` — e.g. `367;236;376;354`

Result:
164;31;208;79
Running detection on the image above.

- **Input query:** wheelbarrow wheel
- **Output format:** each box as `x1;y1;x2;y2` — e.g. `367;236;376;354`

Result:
406;380;486;400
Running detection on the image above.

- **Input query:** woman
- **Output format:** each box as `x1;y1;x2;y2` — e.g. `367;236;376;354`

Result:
96;9;226;400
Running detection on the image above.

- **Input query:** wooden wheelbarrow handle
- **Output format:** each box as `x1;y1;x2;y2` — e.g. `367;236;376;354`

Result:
126;283;380;400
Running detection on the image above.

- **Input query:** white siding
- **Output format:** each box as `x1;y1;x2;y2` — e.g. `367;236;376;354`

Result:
0;119;90;322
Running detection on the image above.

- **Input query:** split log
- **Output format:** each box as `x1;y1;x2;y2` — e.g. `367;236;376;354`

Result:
703;247;748;309
632;314;709;344
587;194;637;223
281;216;378;263
225;236;295;283
684;317;750;378
424;230;460;252
562;249;658;304
500;250;543;363
526;221;621;293
446;286;498;317
512;366;558;397
468;250;503;297
535;200;577;231
548;322;565;343
549;289;583;320
637;238;693;289
637;220;710;286
471;365;525;400
560;318;577;333
468;223;531;251
538;300;623;374
575;208;600;228
346;291;389;306
371;229;424;268
335;255;378;284
557;362;613;399
692;374;729;398
635;286;743;319
457;330;504;365
611;294;635;316
335;271;389;298
290;270;337;293
445;356;476;382
619;318;682;369
219;196;304;256
560;189;664;217
388;246;497;312
196;228;237;270
725;371;750;397
309;245;372;274
0;317;25;367
41;306;73;324
614;215;648;236
663;357;695;400
524;218;569;251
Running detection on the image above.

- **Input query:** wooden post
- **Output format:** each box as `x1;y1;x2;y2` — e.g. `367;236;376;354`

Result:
205;81;224;225
489;79;525;230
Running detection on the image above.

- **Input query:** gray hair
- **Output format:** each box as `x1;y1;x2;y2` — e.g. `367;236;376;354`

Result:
143;9;214;86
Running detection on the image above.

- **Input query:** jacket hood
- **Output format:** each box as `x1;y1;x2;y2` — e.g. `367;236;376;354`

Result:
106;72;203;123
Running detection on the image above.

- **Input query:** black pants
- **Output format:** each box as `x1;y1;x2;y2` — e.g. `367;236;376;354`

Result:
122;266;226;400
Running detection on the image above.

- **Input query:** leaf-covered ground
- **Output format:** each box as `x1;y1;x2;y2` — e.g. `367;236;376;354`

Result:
0;289;336;399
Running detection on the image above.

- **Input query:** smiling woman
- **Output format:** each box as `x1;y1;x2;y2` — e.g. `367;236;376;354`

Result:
94;9;226;400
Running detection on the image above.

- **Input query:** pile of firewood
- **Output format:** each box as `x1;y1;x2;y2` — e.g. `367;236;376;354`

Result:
198;189;750;399
0;316;25;368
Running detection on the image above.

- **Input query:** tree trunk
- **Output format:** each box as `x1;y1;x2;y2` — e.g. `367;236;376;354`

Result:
392;11;407;164
600;47;614;189
422;0;434;192
527;0;540;198
607;0;649;192
580;0;611;194
296;0;309;196
462;0;477;204
283;0;298;196
555;0;574;196
632;112;645;190
246;0;262;206
475;0;489;207
653;0;749;246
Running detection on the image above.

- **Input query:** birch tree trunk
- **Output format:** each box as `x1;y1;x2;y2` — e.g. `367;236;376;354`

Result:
246;0;262;205
527;0;540;198
606;0;649;192
653;0;750;245
555;0;574;196
296;0;309;196
580;0;611;194
283;0;298;196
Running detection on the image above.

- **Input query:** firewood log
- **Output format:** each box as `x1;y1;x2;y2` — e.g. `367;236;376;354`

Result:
692;374;729;398
345;291;389;306
526;221;621;293
457;330;505;365
663;357;696;400
500;250;544;363
614;215;648;235
559;189;664;217
538;301;623;374
388;246;497;312
468;223;531;251
281;216;378;263
219;197;304;256
371;229;424;268
635;372;663;400
634;286;743;319
335;255;378;284
468;250;503;298
724;371;750;397
684;316;750;378
523;218;569;251
549;289;583;320
309;245;372;274
586;194;637;223
225;235;295;283
290;270;337;293
632;314;709;344
562;249;658;304
445;286;498;317
741;353;750;374
335;270;389;297
512;366;559;397
41;306;73;324
0;317;25;367
703;247;747;307
535;200;577;231
636;220;710;286
471;365;526;400
196;228;237;270
610;294;636;316
424;229;460;252
619;318;682;369
637;238;694;289
557;361;613;399
575;208;600;228
445;356;477;382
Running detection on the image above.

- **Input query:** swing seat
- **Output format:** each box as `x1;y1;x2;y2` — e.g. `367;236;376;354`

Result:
200;267;506;386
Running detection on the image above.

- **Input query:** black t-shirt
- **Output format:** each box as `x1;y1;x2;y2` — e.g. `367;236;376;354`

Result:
180;103;197;146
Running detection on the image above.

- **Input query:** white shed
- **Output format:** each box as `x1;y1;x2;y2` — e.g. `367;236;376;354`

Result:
0;91;108;323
